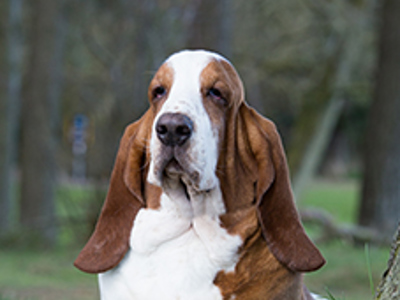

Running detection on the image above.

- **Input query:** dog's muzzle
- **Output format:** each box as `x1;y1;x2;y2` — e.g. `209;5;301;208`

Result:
155;113;193;147
153;112;195;180
148;111;217;192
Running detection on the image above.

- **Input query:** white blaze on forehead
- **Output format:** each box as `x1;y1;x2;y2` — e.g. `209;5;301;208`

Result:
167;49;227;64
166;49;227;64
161;50;223;114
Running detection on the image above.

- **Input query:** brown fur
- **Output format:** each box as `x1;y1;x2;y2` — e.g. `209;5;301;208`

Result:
74;110;153;273
205;62;325;297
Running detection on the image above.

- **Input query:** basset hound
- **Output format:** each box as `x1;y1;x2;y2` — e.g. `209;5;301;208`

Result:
74;50;326;300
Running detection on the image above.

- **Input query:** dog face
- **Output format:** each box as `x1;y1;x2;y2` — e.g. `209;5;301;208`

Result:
147;50;243;193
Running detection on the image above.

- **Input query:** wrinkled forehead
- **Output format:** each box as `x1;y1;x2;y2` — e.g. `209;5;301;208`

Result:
151;50;244;103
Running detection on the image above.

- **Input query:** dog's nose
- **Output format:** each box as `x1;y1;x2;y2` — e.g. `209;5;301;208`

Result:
156;113;193;146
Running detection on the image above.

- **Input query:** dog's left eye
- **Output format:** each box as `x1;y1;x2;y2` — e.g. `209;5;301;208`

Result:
207;88;226;105
153;86;166;99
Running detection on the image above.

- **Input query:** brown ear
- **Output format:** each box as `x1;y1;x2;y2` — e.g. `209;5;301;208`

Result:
244;105;325;272
74;111;153;274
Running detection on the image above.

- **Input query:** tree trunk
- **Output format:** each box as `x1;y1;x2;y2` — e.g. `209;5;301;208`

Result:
291;99;344;200
358;0;400;240
374;223;400;299
0;0;24;234
19;0;65;246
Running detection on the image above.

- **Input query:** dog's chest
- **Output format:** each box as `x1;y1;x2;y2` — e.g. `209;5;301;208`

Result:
98;189;242;300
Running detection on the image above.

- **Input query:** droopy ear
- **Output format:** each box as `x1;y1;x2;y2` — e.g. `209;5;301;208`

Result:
243;105;325;272
74;111;153;274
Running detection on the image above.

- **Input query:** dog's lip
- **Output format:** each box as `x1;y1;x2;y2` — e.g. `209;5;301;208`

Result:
155;149;206;192
164;158;185;177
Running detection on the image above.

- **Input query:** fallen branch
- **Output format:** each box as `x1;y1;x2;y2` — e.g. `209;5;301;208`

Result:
300;208;390;246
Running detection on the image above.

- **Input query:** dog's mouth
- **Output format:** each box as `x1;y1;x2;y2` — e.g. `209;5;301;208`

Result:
156;147;199;185
150;146;213;194
180;178;191;201
162;158;191;200
164;158;185;178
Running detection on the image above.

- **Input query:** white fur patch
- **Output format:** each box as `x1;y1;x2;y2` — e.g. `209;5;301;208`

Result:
99;185;242;300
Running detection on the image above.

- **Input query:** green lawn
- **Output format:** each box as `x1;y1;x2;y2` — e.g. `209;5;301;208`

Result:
301;180;360;224
0;185;101;300
301;180;389;300
0;248;98;300
0;180;390;300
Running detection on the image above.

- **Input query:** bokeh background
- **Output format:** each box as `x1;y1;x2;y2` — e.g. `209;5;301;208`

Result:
0;0;399;299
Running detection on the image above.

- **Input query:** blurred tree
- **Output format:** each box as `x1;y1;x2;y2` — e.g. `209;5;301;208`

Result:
359;0;400;240
0;1;9;232
289;2;372;199
20;0;66;246
185;0;233;57
0;0;24;234
75;0;166;178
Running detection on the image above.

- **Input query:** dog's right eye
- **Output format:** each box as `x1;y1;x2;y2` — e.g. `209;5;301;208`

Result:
153;86;166;99
207;87;227;106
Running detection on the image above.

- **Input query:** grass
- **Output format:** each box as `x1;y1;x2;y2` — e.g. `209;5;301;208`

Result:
0;248;98;300
305;240;388;300
301;180;389;300
300;180;360;224
0;184;101;300
0;179;390;300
